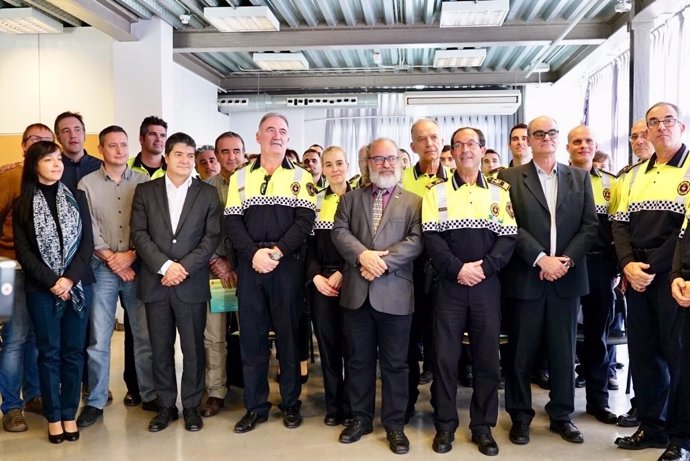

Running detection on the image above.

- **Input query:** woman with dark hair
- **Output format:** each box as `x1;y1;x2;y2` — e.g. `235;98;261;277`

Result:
13;141;95;444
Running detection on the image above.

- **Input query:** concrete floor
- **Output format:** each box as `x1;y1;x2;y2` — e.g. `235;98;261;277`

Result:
0;331;660;461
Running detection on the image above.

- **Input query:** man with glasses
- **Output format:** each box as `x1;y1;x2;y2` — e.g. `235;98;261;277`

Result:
225;113;316;433
0;124;54;433
612;102;689;454
333;138;422;454
303;148;327;189
498;116;597;445
423;127;517;456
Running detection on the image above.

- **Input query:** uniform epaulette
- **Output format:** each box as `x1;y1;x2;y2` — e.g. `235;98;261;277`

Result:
617;159;645;177
489;166;506;174
348;174;361;184
295;163;311;173
426;176;448;189
231;161;250;175
598;169;617;178
487;176;510;191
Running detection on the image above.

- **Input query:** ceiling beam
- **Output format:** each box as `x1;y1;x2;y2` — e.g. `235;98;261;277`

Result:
218;70;558;92
173;22;612;53
46;0;136;41
173;52;223;86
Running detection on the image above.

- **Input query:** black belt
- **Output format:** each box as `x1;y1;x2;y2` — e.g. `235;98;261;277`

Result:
256;241;278;249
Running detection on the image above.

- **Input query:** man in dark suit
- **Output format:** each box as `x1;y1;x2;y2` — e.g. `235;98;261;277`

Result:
498;116;597;445
332;137;423;455
131;132;221;433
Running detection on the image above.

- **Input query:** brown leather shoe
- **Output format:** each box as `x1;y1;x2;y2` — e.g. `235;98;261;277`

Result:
24;397;43;415
3;409;28;432
200;397;224;417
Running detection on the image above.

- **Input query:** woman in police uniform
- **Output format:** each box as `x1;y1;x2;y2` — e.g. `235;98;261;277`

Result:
306;146;352;426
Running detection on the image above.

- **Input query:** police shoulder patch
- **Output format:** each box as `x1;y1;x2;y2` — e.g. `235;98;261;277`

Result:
487;176;510;191
291;182;301;195
678;180;690;196
426;177;447;189
306;182;317;196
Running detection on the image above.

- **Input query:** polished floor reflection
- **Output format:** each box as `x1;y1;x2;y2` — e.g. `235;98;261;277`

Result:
1;331;657;461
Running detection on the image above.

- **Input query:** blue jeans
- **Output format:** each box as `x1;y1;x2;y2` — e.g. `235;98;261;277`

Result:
28;286;92;422
0;270;40;414
86;259;155;408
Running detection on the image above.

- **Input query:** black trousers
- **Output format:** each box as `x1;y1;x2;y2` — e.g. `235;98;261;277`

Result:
626;271;679;435
236;256;303;415
579;257;616;408
431;276;500;434
145;290;206;409
668;308;690;449
505;284;578;423
311;287;349;417
407;257;434;408
123;310;139;397
343;301;411;431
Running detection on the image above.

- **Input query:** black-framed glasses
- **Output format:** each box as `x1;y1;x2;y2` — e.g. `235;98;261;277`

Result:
368;156;398;166
260;174;271;195
531;129;559;140
647;117;678;129
451;140;482;150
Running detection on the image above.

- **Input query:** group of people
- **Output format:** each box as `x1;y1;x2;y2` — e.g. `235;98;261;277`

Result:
0;104;689;461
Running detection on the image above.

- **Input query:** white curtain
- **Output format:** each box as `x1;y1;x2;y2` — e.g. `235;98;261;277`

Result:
325;93;517;176
649;6;690;111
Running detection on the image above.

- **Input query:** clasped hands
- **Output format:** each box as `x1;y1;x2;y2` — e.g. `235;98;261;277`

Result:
671;277;690;308
358;250;389;281
162;262;188;286
313;271;343;297
50;277;74;301
623;262;655;292
537;256;572;282
251;247;281;274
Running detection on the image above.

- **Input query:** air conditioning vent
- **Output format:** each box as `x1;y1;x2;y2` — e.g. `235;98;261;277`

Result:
404;90;521;116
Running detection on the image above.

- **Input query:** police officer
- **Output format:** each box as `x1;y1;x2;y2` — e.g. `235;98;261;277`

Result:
225;113;316;433
566;126;618;424
423;127;517;456
613;102;689;451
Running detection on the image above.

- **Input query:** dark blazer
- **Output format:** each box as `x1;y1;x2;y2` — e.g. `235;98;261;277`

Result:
498;161;597;300
13;187;95;293
332;184;423;315
130;177;221;304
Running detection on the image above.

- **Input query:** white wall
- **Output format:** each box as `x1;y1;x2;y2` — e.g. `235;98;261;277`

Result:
0;28;114;134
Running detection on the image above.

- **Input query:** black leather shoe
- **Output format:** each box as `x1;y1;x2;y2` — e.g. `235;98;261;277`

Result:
509;422;530;445
387;430;410;454
234;411;268;433
76;405;103;427
532;370;550;389
617;407;640;427
615;429;669;450
472;432;499;456
64;430;79;442
324;413;343;426
283;406;302;429
608;377;620;390
432;430;454;454
183;408;203;432
339;419;373;443
419;370;433;385
659;445;690;461
141;400;159;412
459;367;473;387
123;392;141;407
549;420;583;443
586;405;618;424
148;407;179;432
575;374;586;388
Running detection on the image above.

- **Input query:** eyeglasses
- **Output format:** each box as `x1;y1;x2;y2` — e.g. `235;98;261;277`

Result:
451;140;482;150
368;156;398;166
629;133;647;141
260;174;271;195
23;135;53;144
531;129;559;140
647;117;678;129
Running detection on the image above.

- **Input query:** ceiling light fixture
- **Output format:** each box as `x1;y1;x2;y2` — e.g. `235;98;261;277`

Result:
253;53;309;71
439;0;510;28
204;6;279;32
0;8;63;34
433;49;487;68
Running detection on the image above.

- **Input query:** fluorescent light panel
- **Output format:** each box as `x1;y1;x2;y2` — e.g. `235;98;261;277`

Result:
0;8;63;34
433;49;487;68
253;53;309;71
204;6;279;32
440;0;509;27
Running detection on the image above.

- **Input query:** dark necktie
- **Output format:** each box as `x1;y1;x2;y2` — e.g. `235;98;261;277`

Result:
372;188;386;233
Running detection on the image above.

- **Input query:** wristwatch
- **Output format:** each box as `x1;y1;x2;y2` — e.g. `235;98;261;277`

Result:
270;250;283;261
563;257;574;269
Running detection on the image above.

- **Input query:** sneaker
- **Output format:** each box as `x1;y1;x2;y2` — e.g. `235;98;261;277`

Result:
76;405;103;427
3;409;28;432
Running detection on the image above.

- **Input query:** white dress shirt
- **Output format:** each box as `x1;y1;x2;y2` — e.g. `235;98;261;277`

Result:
159;174;193;275
534;163;559;265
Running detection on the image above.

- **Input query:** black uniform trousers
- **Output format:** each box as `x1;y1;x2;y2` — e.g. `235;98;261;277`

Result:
145;290;206;409
668;308;690;449
343;301;411;431
311;287;350;417
406;257;433;408
580;256;616;408
431;276;500;434
123;308;139;398
505;284;578;423
626;271;679;435
236;255;303;415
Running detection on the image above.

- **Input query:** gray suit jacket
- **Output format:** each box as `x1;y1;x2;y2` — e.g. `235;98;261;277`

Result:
131;177;221;303
498;161;598;300
332;184;423;315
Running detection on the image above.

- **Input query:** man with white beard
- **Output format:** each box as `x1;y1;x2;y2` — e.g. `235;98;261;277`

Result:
332;138;423;454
